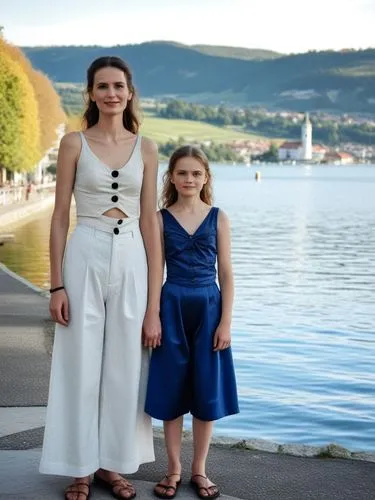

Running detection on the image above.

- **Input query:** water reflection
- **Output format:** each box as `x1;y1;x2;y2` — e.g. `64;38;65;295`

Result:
0;208;76;290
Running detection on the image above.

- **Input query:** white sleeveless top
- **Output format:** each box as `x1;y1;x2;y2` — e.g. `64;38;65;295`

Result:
74;132;144;219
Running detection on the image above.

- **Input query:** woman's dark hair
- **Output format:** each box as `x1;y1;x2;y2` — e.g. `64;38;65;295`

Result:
161;145;213;208
83;56;141;133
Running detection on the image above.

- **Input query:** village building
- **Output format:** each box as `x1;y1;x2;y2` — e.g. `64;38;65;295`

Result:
278;113;313;161
323;151;355;164
278;113;356;164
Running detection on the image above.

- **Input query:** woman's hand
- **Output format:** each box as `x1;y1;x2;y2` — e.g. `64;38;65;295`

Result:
49;289;69;326
142;309;162;348
213;321;231;351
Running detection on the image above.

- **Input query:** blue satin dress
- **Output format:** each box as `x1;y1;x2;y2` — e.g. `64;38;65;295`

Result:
145;207;239;421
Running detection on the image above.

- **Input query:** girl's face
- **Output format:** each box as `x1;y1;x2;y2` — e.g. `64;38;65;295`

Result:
171;157;208;197
90;67;132;116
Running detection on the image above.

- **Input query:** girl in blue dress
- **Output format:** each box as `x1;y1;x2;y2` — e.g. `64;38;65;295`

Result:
145;145;239;499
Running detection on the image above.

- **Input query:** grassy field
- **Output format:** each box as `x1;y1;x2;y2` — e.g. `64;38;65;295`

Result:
140;114;264;143
66;113;267;143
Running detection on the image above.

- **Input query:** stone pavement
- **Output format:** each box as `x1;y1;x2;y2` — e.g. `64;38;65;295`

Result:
0;264;375;499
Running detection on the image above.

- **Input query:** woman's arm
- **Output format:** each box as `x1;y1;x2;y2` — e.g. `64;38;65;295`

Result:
140;137;163;348
214;209;234;351
49;132;79;326
156;210;166;270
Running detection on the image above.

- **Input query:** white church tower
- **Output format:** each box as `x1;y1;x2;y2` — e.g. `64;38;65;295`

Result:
301;112;312;161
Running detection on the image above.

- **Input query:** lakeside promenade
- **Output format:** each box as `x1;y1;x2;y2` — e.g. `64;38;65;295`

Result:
0;189;55;230
0;263;374;499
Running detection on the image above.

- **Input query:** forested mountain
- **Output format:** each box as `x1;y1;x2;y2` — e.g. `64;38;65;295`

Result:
22;42;375;113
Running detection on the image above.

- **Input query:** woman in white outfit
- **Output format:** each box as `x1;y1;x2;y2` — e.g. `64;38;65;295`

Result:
39;56;163;500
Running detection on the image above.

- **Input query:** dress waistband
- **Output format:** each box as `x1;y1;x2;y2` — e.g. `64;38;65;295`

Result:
165;277;217;288
77;215;139;234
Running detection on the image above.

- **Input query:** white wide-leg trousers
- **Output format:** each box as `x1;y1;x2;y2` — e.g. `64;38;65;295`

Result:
40;216;154;477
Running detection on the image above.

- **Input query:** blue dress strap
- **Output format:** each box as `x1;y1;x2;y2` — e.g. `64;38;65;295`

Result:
212;206;219;224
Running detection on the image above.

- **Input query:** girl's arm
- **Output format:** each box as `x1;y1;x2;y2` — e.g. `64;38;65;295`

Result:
140;137;163;348
214;209;234;351
49;132;79;326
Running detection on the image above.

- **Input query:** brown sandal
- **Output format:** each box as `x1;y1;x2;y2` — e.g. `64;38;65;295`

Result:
64;481;91;500
94;472;136;499
154;473;182;499
190;474;220;499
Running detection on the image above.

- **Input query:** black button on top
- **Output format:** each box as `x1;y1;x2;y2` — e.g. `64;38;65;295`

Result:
111;195;119;202
113;227;119;235
111;170;119;178
111;182;118;189
118;219;123;225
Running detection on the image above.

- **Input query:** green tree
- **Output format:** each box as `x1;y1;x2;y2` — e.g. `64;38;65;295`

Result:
0;42;41;173
0;55;21;173
252;142;279;162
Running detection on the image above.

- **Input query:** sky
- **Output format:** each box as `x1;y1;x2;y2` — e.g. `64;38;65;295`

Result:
1;0;374;54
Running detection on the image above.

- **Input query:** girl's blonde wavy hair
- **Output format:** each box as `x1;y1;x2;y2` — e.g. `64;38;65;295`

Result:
160;145;213;208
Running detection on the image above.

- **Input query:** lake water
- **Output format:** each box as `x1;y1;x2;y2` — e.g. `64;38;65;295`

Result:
1;164;374;451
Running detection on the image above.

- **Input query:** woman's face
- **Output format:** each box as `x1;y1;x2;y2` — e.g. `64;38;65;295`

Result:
90;66;132;116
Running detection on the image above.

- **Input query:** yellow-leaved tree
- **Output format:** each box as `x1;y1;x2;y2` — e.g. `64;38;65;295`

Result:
31;70;66;152
0;54;20;172
3;40;67;150
0;35;66;181
4;41;66;152
0;38;41;174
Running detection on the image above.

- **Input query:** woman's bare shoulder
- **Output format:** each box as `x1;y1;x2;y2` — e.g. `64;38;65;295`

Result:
59;131;82;151
140;136;158;155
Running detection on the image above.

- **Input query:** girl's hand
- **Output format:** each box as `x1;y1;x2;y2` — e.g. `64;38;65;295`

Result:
49;289;69;326
213;322;231;351
142;309;162;348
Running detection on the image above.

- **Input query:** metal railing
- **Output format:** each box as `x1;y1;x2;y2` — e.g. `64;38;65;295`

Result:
0;182;56;206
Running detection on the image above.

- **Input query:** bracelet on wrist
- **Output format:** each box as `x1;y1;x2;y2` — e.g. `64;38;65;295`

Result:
49;286;65;294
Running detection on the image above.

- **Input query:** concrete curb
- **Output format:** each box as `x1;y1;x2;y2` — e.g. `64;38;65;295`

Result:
153;429;375;463
1;420;375;464
0;263;47;296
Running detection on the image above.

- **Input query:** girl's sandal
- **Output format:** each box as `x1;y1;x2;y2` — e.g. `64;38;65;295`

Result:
64;481;91;500
154;473;182;499
190;474;220;499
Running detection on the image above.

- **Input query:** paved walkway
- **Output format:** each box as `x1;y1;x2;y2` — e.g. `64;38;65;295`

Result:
0;264;374;499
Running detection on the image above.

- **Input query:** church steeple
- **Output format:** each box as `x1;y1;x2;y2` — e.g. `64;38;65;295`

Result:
301;112;312;160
